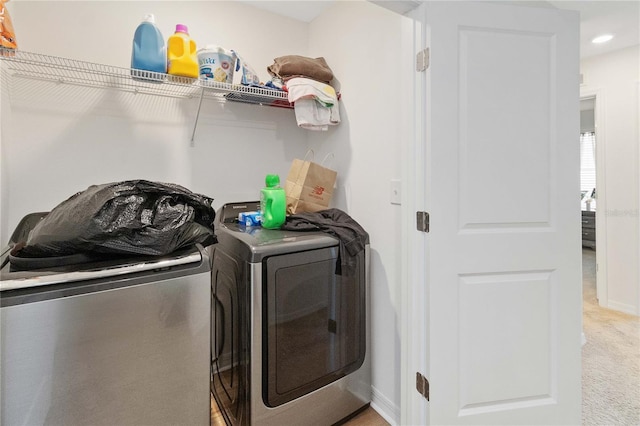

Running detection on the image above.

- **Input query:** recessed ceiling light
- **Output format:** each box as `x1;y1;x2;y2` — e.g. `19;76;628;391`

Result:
592;34;614;44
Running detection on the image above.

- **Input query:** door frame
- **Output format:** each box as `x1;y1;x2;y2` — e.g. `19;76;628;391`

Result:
580;88;608;307
400;2;428;425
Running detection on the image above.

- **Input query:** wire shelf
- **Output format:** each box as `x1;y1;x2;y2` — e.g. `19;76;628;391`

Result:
0;49;292;107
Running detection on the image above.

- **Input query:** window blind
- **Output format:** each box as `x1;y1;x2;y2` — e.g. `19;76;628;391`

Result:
580;131;596;192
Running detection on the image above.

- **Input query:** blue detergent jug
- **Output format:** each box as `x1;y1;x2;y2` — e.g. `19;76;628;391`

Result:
131;14;166;80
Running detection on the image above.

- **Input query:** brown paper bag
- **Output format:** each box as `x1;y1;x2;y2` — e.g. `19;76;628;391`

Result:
285;152;337;214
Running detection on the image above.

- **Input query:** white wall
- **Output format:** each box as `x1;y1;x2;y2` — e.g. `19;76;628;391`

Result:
581;45;640;315
308;2;410;421
1;0;408;422
1;0;311;241
580;108;595;133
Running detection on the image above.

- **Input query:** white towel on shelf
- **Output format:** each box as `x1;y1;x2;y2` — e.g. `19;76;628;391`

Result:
286;77;337;107
329;102;340;125
294;99;330;131
286;77;340;131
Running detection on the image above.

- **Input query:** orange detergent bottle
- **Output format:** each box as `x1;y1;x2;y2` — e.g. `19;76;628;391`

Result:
167;24;198;78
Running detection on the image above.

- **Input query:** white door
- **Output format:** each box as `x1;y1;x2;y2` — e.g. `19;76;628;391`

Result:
409;2;582;424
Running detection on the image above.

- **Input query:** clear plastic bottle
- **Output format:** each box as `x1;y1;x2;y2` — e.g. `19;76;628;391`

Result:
131;14;166;79
260;174;286;229
167;24;198;79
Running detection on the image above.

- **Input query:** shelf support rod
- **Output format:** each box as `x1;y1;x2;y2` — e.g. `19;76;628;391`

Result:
191;85;206;146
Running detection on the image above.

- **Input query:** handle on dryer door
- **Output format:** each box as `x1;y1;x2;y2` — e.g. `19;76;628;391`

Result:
212;289;225;360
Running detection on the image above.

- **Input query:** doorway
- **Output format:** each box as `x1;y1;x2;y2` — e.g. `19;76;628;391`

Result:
579;91;607;307
580;97;597;304
579;94;640;424
580;96;597;355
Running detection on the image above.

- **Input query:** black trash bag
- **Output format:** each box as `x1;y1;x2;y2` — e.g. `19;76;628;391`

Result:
19;180;217;257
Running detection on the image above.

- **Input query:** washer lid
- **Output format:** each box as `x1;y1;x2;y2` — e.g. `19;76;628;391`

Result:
0;246;203;292
216;223;338;262
215;202;339;262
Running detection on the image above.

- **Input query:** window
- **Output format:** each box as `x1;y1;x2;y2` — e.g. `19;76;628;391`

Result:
580;131;596;209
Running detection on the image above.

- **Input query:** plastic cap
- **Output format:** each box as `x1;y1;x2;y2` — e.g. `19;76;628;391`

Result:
265;174;280;188
143;14;155;23
175;24;189;34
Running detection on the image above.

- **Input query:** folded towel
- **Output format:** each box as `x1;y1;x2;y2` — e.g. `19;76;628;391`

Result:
268;55;334;84
286;77;337;107
294;99;330;131
292;99;341;131
329;102;340;125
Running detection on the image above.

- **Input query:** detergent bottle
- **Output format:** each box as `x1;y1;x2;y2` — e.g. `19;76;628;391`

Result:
260;174;286;229
131;14;166;79
197;45;238;83
167;24;198;79
0;0;18;51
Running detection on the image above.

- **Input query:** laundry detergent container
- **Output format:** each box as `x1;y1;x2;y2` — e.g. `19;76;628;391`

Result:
197;45;237;83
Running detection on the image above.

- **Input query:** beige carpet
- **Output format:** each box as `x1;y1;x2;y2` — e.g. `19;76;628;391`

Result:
582;248;640;426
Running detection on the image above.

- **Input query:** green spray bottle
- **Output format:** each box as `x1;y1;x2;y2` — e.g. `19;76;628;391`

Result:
260;174;286;229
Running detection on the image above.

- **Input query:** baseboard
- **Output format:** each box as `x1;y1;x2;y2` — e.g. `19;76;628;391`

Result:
606;300;638;316
371;386;400;426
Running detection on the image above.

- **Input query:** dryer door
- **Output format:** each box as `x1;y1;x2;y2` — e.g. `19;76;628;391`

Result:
263;246;365;407
211;248;249;426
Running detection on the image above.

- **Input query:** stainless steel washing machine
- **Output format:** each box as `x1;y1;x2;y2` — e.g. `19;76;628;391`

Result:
211;202;370;426
1;213;212;426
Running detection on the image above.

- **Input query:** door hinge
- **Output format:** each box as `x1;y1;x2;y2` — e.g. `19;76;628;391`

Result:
416;48;429;72
416;211;429;233
416;372;430;400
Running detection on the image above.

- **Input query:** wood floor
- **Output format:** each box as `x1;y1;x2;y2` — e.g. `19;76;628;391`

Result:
211;399;389;426
341;406;390;426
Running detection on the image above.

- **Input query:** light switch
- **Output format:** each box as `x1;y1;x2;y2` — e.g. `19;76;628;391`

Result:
390;179;401;205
